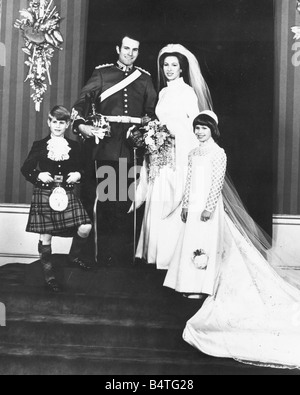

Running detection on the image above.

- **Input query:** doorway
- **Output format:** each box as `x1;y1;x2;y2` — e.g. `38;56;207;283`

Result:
85;0;274;235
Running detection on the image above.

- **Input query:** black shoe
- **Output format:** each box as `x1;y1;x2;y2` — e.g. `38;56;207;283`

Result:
72;257;93;271
46;279;61;293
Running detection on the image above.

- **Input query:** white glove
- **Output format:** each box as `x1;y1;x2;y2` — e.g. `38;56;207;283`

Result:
38;172;54;183
66;172;81;184
92;128;107;144
126;125;136;139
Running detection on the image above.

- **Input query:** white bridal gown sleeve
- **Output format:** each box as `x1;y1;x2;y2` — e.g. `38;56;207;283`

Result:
155;78;200;219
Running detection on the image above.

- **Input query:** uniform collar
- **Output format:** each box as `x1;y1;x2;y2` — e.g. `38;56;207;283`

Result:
117;60;134;72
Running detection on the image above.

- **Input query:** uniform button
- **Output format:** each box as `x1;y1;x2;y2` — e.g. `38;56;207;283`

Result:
124;93;128;97
124;88;128;92
124;99;128;103
124;110;128;114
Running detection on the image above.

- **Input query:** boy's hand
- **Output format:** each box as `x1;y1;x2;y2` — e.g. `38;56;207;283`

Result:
38;172;54;184
201;210;212;222
67;172;81;184
181;208;188;223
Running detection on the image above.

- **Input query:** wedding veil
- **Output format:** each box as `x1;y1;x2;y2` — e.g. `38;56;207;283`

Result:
222;175;300;289
157;44;213;111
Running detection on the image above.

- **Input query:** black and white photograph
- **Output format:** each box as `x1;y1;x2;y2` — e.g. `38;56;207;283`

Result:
0;0;300;377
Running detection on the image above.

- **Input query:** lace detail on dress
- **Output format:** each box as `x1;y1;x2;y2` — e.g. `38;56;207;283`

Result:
182;141;227;212
206;149;227;213
182;154;193;209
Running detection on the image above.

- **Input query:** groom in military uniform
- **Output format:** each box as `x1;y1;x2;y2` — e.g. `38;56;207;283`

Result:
72;34;157;265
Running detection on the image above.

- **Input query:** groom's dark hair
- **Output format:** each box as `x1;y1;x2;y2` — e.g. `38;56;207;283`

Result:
117;33;141;48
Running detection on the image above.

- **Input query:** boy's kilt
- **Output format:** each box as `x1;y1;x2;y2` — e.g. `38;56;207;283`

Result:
27;188;92;236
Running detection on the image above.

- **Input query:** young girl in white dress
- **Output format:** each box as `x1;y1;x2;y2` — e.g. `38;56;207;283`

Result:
164;111;226;298
173;112;300;369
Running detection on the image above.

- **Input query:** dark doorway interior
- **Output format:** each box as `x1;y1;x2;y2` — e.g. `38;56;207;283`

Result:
85;0;274;235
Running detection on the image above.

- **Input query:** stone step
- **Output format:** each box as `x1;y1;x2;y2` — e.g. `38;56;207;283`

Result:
0;290;201;328
0;342;258;375
1;314;189;351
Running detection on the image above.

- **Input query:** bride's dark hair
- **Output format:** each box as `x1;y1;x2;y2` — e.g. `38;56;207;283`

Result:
157;44;213;110
158;52;190;90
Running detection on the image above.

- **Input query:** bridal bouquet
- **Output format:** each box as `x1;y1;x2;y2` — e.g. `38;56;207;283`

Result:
143;120;174;153
192;249;209;270
142;120;175;182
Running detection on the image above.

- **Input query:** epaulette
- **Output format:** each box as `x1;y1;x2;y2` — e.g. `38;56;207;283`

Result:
95;63;114;70
135;66;151;76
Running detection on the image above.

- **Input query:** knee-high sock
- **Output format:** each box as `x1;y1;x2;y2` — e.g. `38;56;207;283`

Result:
38;240;43;257
40;245;55;283
69;234;88;262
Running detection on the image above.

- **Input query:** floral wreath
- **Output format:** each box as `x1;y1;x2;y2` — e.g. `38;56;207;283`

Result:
14;0;64;111
192;249;209;270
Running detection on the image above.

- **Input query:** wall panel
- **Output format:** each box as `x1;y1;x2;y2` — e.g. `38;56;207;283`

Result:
275;0;300;214
0;0;89;204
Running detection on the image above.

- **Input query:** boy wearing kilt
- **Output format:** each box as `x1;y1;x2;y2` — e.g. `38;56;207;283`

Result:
21;106;94;292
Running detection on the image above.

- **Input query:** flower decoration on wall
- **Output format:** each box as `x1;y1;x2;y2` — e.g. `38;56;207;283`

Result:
14;0;64;111
292;1;300;41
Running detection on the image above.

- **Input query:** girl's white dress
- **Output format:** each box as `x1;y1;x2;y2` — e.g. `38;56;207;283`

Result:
135;78;200;270
164;139;227;295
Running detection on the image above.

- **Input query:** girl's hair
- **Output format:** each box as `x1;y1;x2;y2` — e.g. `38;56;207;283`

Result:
49;105;71;122
158;52;190;89
193;113;220;141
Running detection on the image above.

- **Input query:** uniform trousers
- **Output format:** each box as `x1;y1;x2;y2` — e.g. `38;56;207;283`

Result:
80;154;144;264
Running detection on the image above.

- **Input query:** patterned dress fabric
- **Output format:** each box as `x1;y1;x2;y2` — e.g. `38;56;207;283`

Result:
164;139;227;295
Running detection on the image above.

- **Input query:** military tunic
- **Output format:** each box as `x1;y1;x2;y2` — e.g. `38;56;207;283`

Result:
71;62;157;263
72;62;157;163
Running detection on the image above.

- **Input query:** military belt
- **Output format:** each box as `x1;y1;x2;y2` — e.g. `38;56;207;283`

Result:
104;116;142;124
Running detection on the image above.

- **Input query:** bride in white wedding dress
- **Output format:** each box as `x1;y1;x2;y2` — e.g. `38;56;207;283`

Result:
180;112;300;369
134;44;212;270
